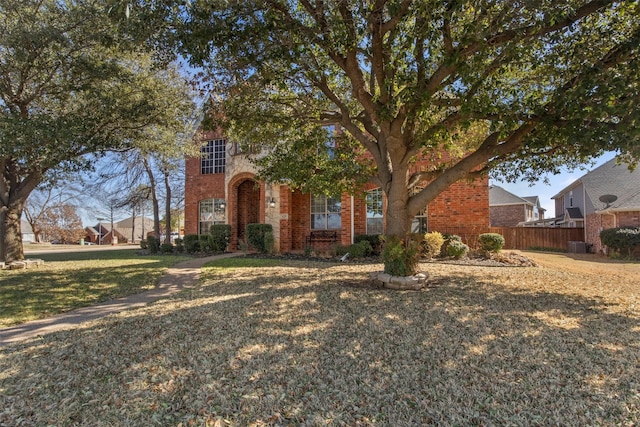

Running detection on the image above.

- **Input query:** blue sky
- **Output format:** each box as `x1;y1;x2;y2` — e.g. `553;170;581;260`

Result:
490;151;617;217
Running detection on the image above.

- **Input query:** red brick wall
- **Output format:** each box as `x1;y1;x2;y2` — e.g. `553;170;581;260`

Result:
427;177;490;236
490;204;525;226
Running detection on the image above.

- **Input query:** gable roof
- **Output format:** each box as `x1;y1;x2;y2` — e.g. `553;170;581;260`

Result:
555;158;640;212
489;185;535;206
565;207;584;220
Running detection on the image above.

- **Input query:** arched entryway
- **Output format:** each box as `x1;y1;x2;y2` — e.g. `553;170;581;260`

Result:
236;179;260;242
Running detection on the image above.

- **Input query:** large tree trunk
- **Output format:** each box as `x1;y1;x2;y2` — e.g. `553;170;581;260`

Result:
142;157;161;239
163;168;172;244
0;200;26;263
384;167;413;237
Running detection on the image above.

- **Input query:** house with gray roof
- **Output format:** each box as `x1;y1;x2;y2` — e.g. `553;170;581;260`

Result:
552;158;640;253
489;185;545;226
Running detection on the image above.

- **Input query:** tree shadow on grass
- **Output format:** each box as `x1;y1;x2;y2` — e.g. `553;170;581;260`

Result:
1;264;638;426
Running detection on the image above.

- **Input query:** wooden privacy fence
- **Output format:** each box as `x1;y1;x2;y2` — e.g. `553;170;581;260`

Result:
431;226;585;251
488;227;585;251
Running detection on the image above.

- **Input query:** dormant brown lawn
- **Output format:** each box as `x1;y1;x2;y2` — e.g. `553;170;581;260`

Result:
1;254;638;426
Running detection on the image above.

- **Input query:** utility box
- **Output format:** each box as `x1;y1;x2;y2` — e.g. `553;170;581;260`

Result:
568;241;586;253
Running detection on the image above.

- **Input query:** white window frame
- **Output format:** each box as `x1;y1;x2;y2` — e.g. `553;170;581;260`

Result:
366;188;384;235
199;198;226;235
310;194;342;230
201;139;226;174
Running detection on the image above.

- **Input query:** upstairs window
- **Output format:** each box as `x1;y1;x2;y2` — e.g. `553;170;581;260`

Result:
201;139;226;174
366;188;384;235
311;194;341;229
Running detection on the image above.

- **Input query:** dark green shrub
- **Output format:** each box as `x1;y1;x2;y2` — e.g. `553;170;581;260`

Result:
183;234;200;254
263;231;275;254
210;224;232;253
381;235;421;276
441;234;462;257
350;240;373;258
139;239;148;250
446;239;469;259
422;231;444;259
199;234;213;253
478;233;505;254
147;236;160;254
174;238;184;253
160;242;174;254
246;223;273;253
354;234;382;254
333;244;349;257
600;227;640;258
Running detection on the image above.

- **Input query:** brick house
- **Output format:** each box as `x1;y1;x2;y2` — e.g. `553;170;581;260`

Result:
184;130;489;252
552;158;640;254
489;185;545;226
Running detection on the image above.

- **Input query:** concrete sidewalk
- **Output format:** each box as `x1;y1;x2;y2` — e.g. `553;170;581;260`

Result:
0;252;242;347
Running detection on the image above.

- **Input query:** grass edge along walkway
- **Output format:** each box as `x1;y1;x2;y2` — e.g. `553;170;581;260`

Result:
0;252;242;347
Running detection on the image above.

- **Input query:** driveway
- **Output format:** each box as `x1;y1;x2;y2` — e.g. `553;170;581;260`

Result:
520;250;640;281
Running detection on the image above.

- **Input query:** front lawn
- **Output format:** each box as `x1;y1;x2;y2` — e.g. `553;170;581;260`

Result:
0;249;191;327
1;257;638;425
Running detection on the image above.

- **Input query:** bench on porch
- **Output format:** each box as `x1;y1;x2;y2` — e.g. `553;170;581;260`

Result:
305;230;338;246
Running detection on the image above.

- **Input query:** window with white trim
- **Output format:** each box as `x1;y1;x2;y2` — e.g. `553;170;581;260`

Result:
366;188;383;234
311;194;341;229
201;139;226;174
199;198;226;235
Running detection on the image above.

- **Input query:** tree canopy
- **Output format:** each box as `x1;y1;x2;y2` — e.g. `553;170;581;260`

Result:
126;0;639;237
0;0;196;262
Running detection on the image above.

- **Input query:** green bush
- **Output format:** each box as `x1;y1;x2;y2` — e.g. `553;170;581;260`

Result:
246;223;274;253
441;234;462;257
381;235;421;276
336;240;373;259
422;231;444;259
199;234;213;253
147;236;160;254
210;224;232;253
174;238;184;253
600;227;640;258
160;242;174;254
354;234;382;254
446;239;469;259
183;234;200;254
478;233;505;254
263;231;275;254
139;239;148;250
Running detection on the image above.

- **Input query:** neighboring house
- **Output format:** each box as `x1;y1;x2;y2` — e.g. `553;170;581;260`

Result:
84;217;155;245
489;185;545;226
184;130;490;252
552;158;640;253
21;220;35;243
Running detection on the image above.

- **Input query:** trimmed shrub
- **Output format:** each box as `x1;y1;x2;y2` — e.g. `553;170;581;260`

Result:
350;240;373;258
199;234;213;253
147;236;160;254
354;234;382;254
160;242;174;254
183;234;200;254
478;233;505;254
422;231;444;259
246;223;273;253
174;238;184;253
441;234;462;257
446;239;469;259
263;231;275;254
210;224;232;253
381;235;421;276
600;227;640;258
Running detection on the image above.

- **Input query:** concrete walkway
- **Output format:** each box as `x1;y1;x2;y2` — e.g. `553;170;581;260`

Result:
0;252;242;347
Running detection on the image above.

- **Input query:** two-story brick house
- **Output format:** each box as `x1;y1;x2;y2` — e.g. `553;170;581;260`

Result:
184;130;490;252
552;158;640;254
